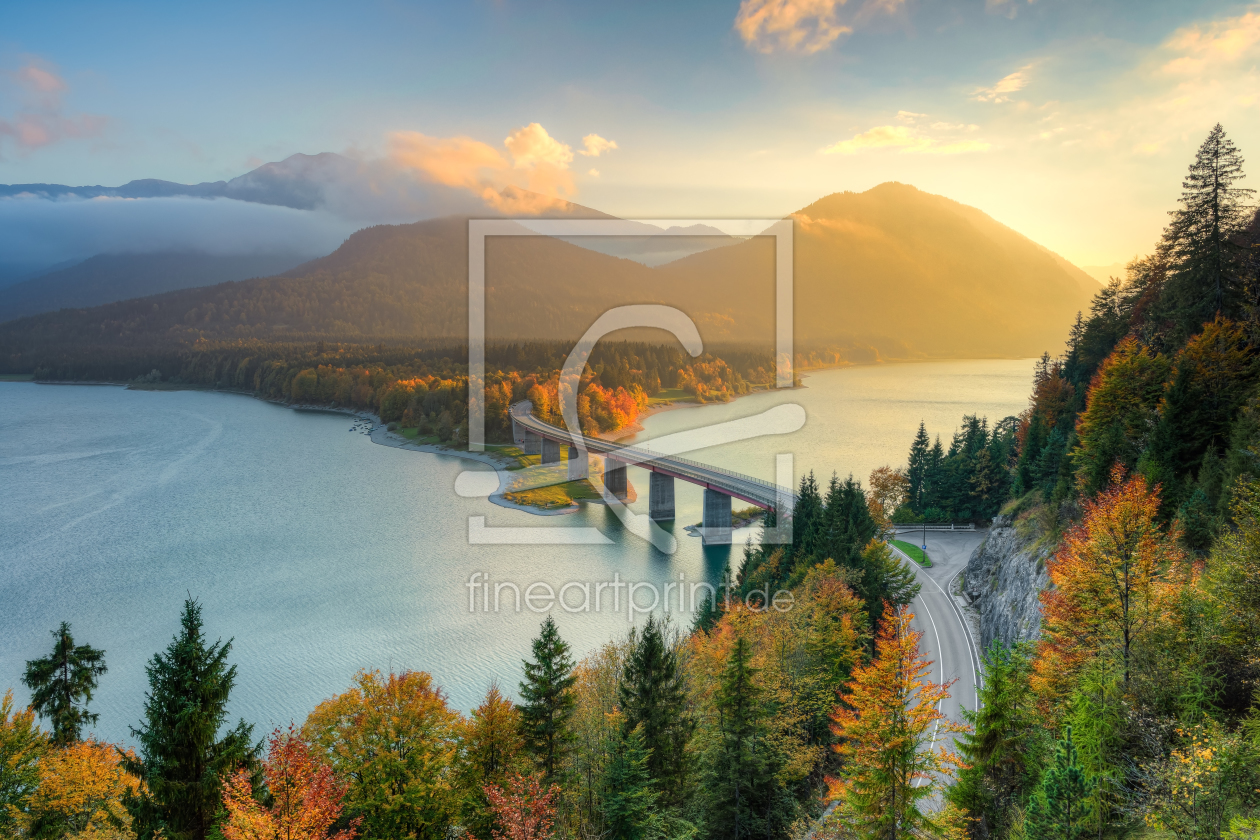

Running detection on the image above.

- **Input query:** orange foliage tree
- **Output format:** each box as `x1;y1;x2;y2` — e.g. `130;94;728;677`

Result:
828;604;964;840
22;738;142;839
1;689;47;835
1073;337;1171;495
221;725;359;840
481;773;559;840
1034;465;1188;704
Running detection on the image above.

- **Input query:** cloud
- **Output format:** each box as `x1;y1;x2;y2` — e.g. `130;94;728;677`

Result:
0;60;107;155
985;0;1036;19
579;133;618;157
734;0;906;54
388;122;594;215
588;168;600;177
1162;10;1260;75
896;110;927;122
504;122;573;168
0;194;357;266
821;124;990;154
971;64;1033;102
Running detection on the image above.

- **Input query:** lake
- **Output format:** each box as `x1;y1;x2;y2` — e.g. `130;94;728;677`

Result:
0;358;1033;744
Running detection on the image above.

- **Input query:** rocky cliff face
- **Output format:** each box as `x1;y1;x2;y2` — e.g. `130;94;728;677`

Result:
962;513;1053;650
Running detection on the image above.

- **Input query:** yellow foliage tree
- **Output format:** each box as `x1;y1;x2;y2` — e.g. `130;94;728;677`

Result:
302;670;463;840
2;689;48;834
23;738;141;840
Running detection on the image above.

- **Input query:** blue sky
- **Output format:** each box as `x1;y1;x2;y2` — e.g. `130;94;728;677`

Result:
2;0;1258;266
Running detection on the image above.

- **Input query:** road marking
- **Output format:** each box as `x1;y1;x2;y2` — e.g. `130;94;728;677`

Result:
914;590;944;789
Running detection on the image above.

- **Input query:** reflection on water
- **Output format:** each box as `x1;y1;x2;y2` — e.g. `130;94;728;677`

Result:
0;359;1031;743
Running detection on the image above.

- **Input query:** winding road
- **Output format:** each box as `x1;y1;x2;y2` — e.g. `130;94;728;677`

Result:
890;529;988;765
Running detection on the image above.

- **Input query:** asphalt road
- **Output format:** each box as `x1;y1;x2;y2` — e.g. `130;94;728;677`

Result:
890;529;988;767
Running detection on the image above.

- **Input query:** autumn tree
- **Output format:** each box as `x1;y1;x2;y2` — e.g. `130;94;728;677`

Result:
462;682;527;838
302;670;463;840
220;725;359;840
1035;466;1187;698
869;466;909;527
829;604;964;840
1073;338;1171;496
482;773;559;840
519;617;577;783
1;689;48;836
125;599;257;840
24;738;142;840
22;622;107;745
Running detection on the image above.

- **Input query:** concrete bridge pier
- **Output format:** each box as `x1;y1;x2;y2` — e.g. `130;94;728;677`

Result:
603;457;628;500
648;472;675;521
701;488;732;545
541;437;561;465
567;443;588;480
511;417;542;455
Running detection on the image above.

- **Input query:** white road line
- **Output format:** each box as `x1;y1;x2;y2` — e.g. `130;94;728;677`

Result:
922;564;983;701
914;590;944;788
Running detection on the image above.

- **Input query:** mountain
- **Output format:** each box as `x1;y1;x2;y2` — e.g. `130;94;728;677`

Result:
0;153;356;211
0;183;1099;368
0;252;314;323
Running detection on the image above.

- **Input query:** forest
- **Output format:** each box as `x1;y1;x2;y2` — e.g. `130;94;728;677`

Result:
3;123;1260;840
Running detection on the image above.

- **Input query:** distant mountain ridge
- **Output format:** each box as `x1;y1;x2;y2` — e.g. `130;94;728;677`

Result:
0;183;1099;367
0;152;355;211
0;252;313;323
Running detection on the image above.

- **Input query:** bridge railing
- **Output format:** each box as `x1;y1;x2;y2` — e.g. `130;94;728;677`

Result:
892;523;977;531
513;404;796;506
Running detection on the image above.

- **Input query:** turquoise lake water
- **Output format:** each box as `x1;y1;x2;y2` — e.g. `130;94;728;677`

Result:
0;358;1033;744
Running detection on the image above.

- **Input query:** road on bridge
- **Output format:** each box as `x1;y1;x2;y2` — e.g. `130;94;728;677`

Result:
889;529;988;773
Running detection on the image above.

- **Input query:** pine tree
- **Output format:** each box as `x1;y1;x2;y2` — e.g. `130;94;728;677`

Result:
519;616;577;783
603;725;659;840
906;422;931;512
618;616;690;804
22;622;106;746
701;635;788;840
124;599;257;840
949;643;1039;840
792;472;826;561
1040;727;1095;840
1162;124;1256;335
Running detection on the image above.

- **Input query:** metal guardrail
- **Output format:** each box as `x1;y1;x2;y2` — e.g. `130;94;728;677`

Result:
511;403;797;508
893;523;977;531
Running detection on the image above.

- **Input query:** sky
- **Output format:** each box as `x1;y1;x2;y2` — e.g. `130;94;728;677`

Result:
2;0;1259;268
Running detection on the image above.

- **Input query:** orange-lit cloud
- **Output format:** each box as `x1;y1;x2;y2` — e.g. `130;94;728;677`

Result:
822;124;990;155
0;60;106;155
972;64;1033;102
580;133;617;157
735;0;905;54
387;123;611;214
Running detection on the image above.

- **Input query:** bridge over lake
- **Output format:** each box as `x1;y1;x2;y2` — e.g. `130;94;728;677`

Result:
510;401;797;544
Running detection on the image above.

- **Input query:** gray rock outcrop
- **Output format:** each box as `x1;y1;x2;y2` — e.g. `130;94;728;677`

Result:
962;513;1053;651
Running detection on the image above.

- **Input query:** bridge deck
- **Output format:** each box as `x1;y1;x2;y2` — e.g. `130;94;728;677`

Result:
510;402;796;512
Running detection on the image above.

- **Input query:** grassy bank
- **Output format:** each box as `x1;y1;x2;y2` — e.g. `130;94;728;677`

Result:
890;539;933;567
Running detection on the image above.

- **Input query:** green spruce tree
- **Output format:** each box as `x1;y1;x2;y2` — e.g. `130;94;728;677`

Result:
22;622;106;746
1161;123;1255;335
701;635;789;840
907;422;931;512
619;616;691;805
603;724;659;840
1040;727;1096;840
949;643;1040;840
124;599;257;840
518;615;577;782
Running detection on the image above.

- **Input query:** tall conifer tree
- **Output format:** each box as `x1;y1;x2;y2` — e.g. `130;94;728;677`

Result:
22;622;106;746
124;599;256;840
519;616;577;782
618;616;690;804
